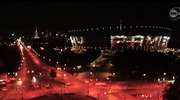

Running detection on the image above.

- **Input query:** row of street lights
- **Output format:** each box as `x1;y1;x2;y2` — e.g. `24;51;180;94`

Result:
141;72;176;84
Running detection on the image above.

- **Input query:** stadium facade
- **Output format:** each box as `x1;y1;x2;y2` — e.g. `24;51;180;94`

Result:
66;23;172;51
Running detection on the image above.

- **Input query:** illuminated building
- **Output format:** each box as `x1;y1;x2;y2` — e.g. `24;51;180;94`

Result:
34;26;40;39
67;23;172;51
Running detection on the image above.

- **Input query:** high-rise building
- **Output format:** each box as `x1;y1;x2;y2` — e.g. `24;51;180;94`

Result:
34;26;40;39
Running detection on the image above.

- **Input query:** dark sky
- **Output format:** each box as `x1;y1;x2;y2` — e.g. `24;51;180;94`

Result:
0;1;180;48
0;2;176;30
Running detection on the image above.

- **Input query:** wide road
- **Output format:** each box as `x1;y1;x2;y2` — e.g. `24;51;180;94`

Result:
0;40;168;100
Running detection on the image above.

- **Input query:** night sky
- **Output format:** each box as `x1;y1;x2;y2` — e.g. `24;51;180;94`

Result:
0;1;180;48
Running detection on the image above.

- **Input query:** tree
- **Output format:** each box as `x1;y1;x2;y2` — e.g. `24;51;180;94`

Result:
49;69;56;78
163;80;180;100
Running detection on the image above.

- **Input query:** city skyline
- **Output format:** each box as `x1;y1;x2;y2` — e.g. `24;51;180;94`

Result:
0;2;179;99
0;2;179;48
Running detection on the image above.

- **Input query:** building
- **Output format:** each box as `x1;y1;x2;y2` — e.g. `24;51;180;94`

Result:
66;23;172;51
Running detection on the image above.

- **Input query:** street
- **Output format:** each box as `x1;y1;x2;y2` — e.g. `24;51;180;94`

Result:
0;41;168;100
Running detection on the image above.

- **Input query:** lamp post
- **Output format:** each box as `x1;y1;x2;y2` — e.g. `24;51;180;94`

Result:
73;67;76;76
87;71;93;96
85;80;89;96
106;76;112;99
89;71;93;80
16;79;23;100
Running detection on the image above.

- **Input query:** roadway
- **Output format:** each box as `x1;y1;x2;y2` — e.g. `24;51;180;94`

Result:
0;40;168;100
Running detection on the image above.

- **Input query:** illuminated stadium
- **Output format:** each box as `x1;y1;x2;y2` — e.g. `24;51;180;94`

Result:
67;23;172;51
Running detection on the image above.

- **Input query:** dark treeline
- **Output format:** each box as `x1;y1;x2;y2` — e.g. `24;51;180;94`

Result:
0;44;21;73
112;49;179;80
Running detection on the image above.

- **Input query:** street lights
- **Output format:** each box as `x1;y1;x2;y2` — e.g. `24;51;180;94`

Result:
73;67;76;76
16;78;23;86
142;73;146;81
163;72;167;76
77;65;82;69
112;72;116;76
89;71;93;76
63;74;66;81
172;76;175;80
86;71;94;96
89;71;94;83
